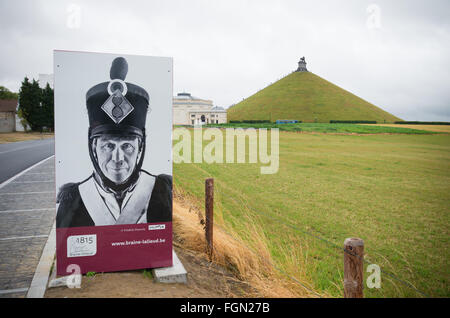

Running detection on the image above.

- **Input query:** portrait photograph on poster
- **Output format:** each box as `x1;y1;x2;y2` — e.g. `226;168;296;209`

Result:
54;51;173;275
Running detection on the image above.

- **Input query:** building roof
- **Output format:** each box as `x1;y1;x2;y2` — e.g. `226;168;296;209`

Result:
211;106;225;111
173;92;214;102
0;99;18;112
174;92;199;100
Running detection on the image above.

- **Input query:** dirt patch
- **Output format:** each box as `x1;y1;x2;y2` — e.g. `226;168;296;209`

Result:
0;132;54;144
44;244;253;298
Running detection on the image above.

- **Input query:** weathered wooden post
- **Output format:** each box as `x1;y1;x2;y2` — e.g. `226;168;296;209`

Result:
344;237;364;298
205;178;214;260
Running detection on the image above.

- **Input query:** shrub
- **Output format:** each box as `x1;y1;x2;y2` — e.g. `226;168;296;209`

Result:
242;120;271;123
330;120;377;124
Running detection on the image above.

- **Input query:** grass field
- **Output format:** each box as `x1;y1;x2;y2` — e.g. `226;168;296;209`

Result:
363;124;450;133
173;129;450;297
206;122;435;134
0;132;54;144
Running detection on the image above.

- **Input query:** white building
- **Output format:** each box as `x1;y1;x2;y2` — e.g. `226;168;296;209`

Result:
173;92;227;125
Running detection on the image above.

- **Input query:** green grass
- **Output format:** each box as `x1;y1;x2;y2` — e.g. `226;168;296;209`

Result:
227;71;401;123
206;122;434;134
142;269;153;280
173;130;450;297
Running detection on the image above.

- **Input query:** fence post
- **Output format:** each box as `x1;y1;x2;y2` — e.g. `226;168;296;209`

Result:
344;237;364;298
205;178;214;260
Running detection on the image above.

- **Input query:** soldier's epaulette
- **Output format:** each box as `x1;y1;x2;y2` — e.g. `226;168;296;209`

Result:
156;174;172;187
56;183;79;204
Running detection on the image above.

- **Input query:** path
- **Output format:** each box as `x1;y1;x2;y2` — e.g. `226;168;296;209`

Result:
0;156;55;298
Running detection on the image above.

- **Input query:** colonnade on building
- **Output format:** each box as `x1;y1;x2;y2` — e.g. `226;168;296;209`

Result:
173;92;227;125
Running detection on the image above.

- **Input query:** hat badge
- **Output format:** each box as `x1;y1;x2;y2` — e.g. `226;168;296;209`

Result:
101;58;134;124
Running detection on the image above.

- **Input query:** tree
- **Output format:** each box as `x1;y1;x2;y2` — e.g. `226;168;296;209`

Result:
0;86;19;99
18;77;42;131
17;77;55;132
41;83;54;131
17;106;30;132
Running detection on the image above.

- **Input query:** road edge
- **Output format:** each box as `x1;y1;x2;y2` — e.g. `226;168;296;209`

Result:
0;155;55;190
26;222;56;298
21;155;56;298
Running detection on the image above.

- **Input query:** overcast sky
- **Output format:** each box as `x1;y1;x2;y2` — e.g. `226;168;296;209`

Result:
1;0;449;121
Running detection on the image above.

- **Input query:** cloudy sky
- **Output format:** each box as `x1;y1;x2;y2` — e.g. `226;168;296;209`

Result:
1;0;449;121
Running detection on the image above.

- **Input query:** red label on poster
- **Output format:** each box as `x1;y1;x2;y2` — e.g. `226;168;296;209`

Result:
56;222;172;275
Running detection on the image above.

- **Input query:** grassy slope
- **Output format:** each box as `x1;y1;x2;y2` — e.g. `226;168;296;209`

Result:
227;72;402;123
173;131;450;297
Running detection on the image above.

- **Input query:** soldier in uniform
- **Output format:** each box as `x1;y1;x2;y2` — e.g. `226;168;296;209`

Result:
56;57;172;228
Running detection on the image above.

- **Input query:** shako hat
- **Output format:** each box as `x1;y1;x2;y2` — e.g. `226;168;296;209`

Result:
85;57;149;192
86;57;149;138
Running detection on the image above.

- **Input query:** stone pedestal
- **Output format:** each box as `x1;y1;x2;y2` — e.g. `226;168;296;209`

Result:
296;57;308;72
152;249;187;284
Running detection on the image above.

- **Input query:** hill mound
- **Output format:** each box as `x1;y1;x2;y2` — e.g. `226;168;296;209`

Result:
227;71;401;123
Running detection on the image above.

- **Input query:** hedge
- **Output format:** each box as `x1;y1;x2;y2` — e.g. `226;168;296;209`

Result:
330;120;377;124
229;120;271;124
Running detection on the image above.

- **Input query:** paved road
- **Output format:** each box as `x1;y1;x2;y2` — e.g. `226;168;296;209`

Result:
0;154;55;298
0;138;54;184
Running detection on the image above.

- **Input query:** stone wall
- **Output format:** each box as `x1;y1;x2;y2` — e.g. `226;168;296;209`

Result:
0;111;16;132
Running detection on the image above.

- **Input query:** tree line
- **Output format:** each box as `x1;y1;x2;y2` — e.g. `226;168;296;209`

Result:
0;86;19;99
0;78;54;132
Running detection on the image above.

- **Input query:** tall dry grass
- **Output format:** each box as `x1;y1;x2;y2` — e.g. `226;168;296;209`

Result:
173;186;325;298
0;132;54;144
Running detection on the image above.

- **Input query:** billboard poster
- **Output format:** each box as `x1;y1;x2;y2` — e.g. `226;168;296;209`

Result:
54;50;173;276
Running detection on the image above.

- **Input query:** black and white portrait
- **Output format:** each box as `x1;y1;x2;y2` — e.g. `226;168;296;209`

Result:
54;52;173;228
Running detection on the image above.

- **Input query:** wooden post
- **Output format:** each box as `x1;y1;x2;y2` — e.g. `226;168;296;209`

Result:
344;238;364;298
205;178;214;259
